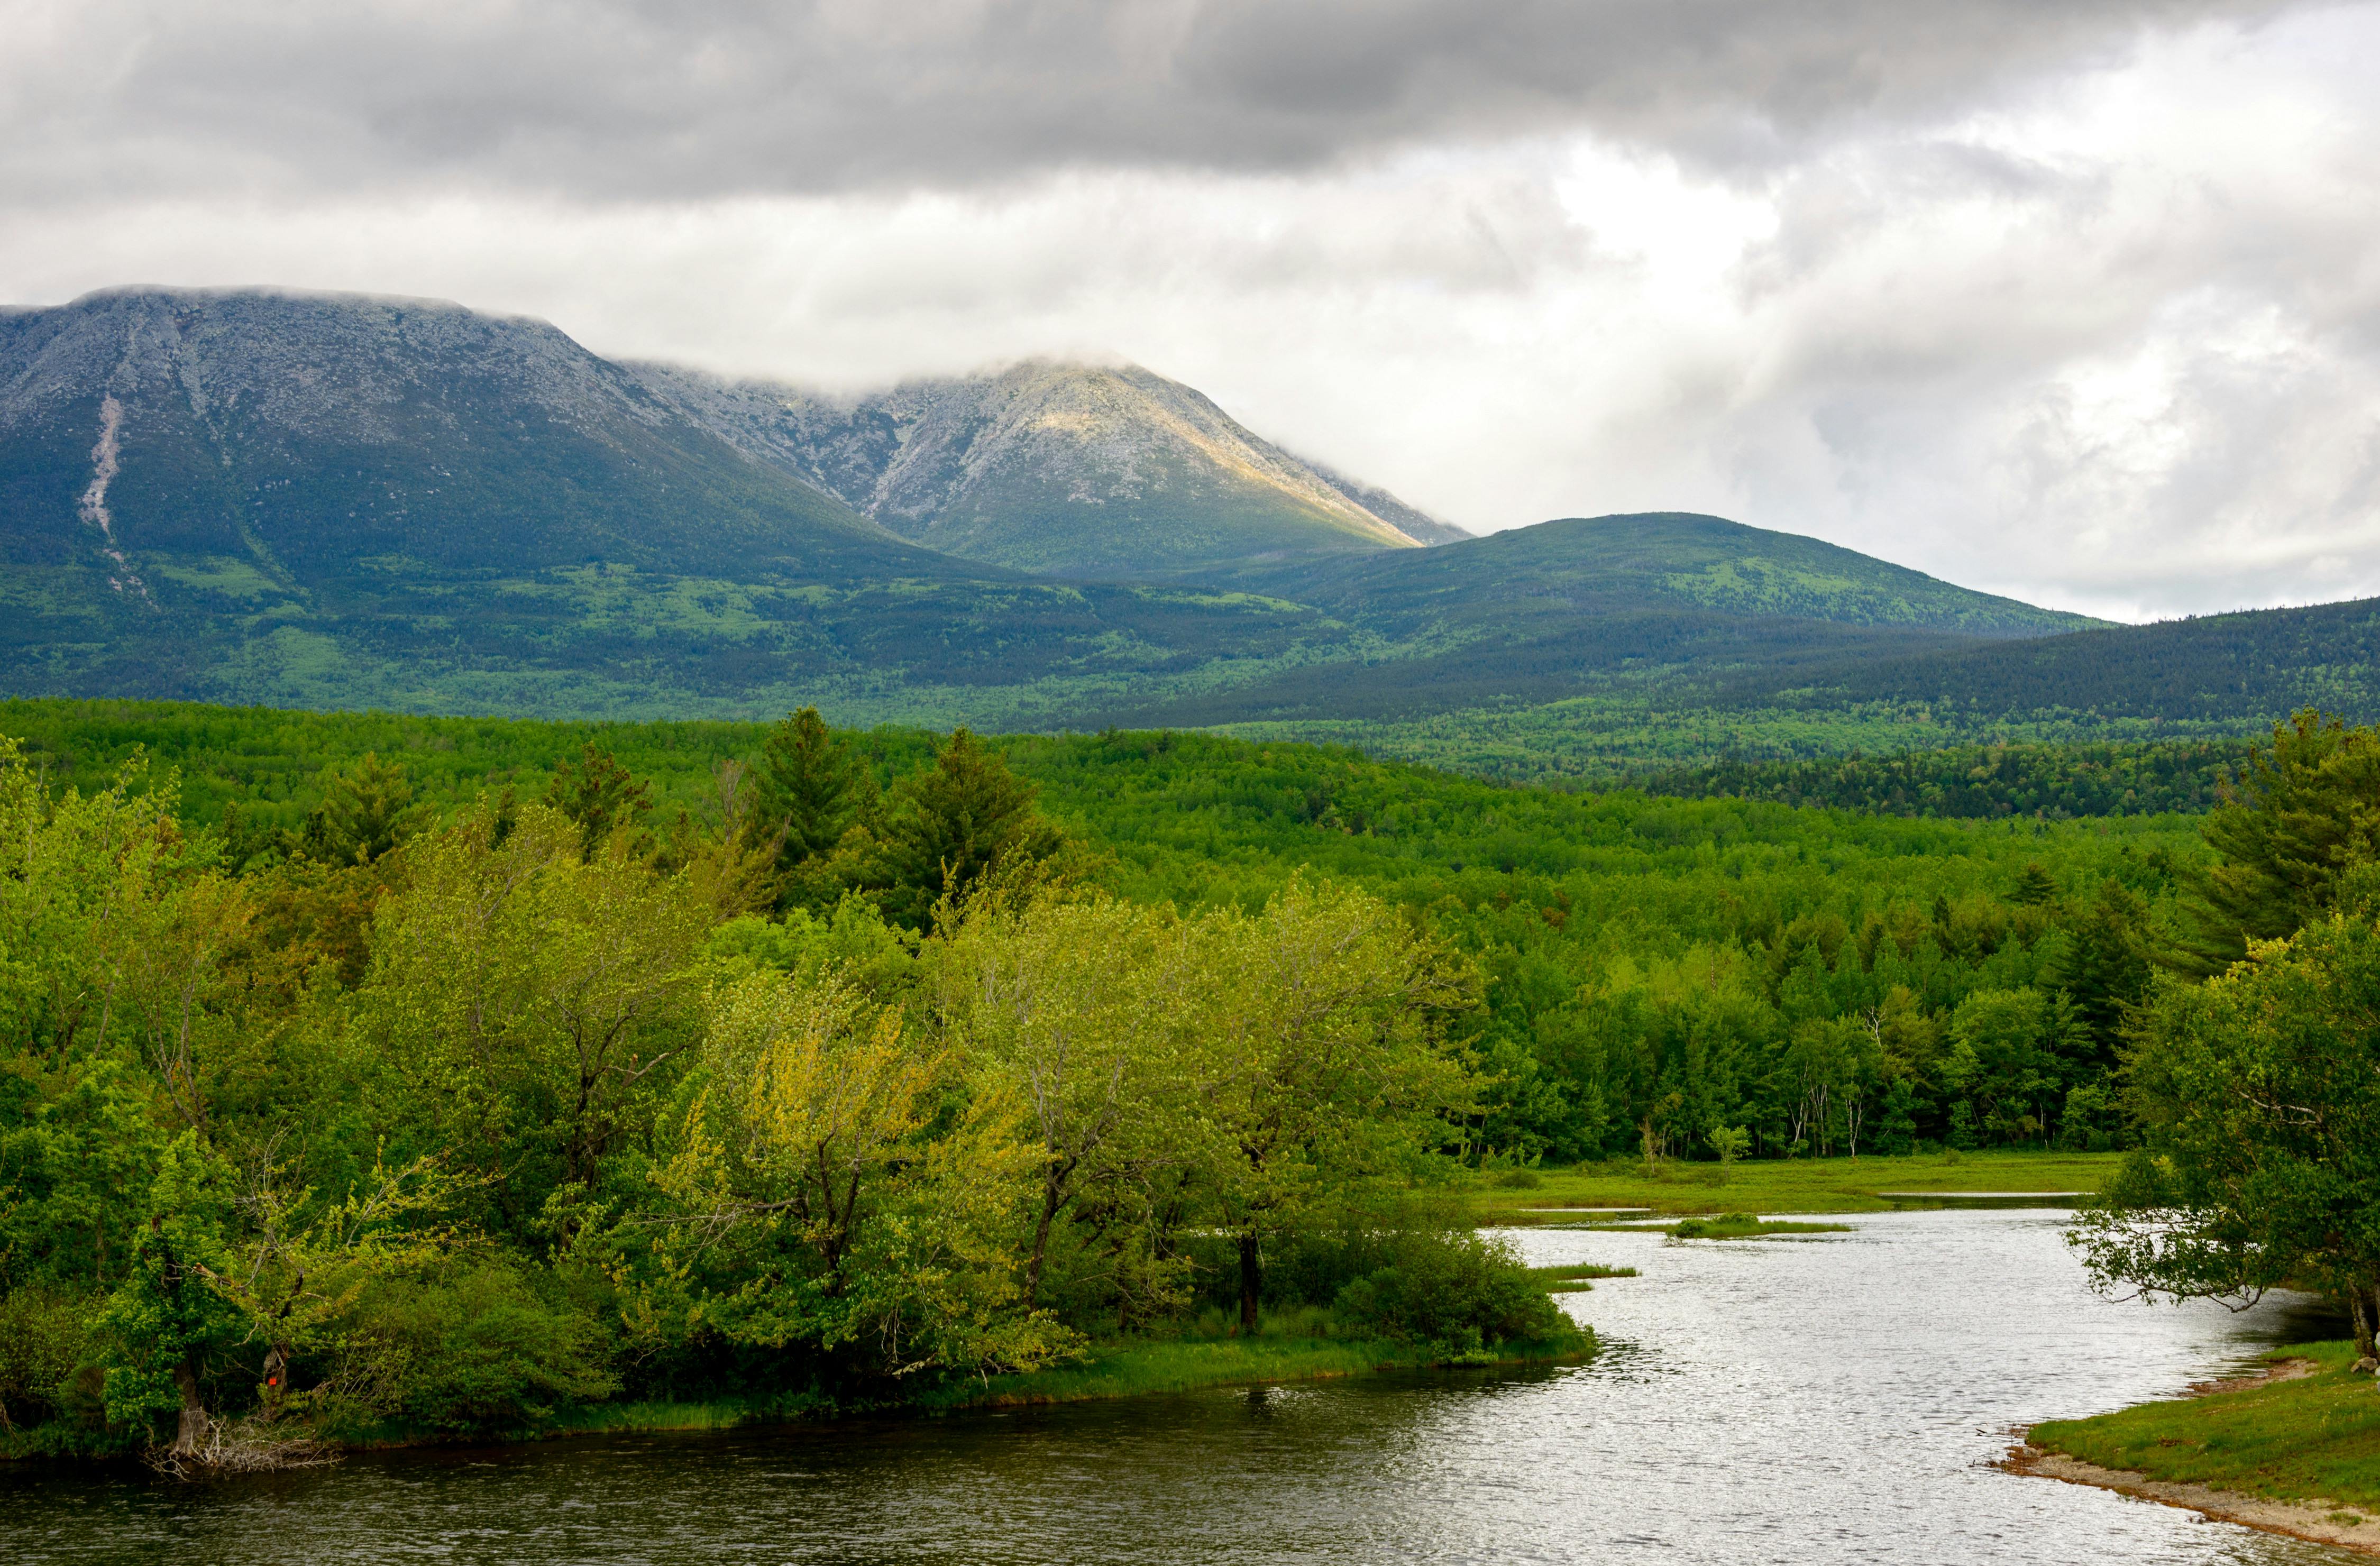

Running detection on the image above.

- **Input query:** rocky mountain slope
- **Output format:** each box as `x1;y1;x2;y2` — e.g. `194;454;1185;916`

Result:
0;288;1343;719
631;359;1458;576
0;287;907;584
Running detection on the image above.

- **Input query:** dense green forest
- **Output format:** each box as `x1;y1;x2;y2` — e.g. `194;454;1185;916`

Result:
0;713;1581;1469
1631;738;2255;819
1232;694;2265;782
1775;596;2380;722
0;695;2218;1167
1222;594;2380;779
4;693;2322;1469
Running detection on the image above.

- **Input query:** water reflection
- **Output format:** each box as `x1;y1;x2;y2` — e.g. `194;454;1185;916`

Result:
1;1211;2354;1563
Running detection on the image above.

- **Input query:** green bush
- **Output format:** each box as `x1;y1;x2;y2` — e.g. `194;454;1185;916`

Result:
338;1260;618;1431
1332;1230;1573;1351
0;1286;97;1434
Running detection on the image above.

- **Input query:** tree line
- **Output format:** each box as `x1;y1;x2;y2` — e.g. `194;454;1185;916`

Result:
1629;738;2254;820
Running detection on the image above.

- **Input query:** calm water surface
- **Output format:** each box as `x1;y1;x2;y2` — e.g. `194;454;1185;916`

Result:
1;1210;2356;1564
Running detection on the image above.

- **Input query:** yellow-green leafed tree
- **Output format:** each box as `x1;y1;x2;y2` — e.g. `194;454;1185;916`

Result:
642;965;1070;1378
0;738;244;1076
206;1150;470;1425
935;893;1203;1313
1184;878;1478;1332
357;799;709;1227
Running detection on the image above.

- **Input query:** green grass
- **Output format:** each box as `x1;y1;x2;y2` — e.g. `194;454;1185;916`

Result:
2029;1342;2380;1511
1572;1212;1851;1239
1659;1213;1852;1239
305;1389;852;1452
920;1339;1450;1410
1464;1149;2120;1224
918;1320;1593;1411
1528;1262;1638;1293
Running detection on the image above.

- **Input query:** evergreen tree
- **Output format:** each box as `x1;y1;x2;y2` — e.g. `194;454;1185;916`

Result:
2168;710;2380;976
2050;878;2153;1067
2011;861;2058;906
876;729;1060;929
747;700;871;862
301;752;425;865
543;744;654;862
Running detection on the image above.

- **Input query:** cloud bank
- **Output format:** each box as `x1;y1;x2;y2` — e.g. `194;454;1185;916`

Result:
2;0;2373;620
2;0;2287;199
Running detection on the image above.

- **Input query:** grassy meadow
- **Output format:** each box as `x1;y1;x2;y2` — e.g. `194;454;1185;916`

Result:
1463;1149;2122;1224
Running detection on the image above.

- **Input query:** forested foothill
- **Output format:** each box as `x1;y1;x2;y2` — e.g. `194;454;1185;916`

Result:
1;695;2366;1469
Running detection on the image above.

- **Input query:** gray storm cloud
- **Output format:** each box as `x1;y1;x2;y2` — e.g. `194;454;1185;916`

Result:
0;0;2299;202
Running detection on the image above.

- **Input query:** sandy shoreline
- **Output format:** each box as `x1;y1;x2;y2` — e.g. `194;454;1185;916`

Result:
2003;1358;2379;1558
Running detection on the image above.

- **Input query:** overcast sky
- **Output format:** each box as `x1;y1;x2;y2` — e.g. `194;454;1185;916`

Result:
4;0;2374;621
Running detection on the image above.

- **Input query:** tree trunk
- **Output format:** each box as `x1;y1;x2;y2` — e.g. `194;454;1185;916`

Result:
260;1342;290;1423
170;1358;208;1458
2350;1281;2377;1364
1023;1176;1064;1310
1238;1233;1261;1335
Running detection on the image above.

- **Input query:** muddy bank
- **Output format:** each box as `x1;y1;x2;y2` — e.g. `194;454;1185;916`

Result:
2003;1442;2380;1558
2004;1358;2378;1557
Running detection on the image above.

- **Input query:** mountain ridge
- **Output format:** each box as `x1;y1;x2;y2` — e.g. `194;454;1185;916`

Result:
629;356;1454;577
1206;511;2107;638
5;282;2303;773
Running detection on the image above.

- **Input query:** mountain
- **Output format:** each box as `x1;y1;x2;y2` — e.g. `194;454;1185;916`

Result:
1111;513;2109;725
0;287;1339;720
1202;512;2102;639
0;286;904;582
3;284;2195;757
630;359;1445;576
1741;596;2380;722
1299;456;1471;547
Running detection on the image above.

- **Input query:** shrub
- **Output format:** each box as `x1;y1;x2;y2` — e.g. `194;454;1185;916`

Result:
0;1286;97;1434
1332;1230;1573;1351
334;1259;617;1431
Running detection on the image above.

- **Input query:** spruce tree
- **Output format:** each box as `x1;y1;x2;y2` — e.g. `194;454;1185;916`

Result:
877;728;1058;929
2169;710;2380;975
748;707;869;871
543;744;654;862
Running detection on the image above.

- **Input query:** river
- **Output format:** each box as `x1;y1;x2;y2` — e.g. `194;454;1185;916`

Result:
0;1210;2355;1563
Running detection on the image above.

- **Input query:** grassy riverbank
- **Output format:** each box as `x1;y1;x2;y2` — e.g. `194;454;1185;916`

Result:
1529;1263;1637;1293
1466;1149;2120;1225
921;1327;1591;1411
2027;1343;2380;1513
299;1326;1597;1453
